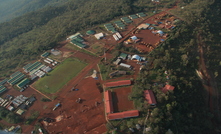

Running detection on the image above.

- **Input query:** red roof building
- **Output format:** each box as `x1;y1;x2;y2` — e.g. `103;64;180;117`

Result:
104;80;131;88
107;110;139;120
107;113;124;120
161;85;175;93
144;90;157;105
123;110;139;118
105;91;114;114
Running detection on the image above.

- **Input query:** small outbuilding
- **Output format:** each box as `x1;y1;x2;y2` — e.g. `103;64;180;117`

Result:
94;33;104;40
137;24;149;29
144;90;157;106
41;52;50;58
130;36;138;40
86;30;96;35
113;58;122;65
119;53;128;60
161;85;175;93
16;109;25;115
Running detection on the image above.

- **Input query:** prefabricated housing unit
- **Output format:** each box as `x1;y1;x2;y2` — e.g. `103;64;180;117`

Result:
116;32;122;39
113;34;119;41
119;63;132;69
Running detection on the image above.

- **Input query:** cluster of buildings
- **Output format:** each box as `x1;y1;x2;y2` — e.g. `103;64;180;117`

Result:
23;53;57;81
0;50;58;112
103;80;140;120
0;94;36;115
68;33;87;48
112;32;122;41
113;52;146;70
4;125;20;133
104;89;139;120
103;78;175;120
104;12;147;33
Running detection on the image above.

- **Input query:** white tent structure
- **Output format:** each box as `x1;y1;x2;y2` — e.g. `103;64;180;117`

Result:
157;30;164;36
131;55;141;61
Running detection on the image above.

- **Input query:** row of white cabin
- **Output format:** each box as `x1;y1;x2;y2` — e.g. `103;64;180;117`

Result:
11;95;28;107
34;70;46;78
113;32;122;41
29;65;52;80
0;97;14;111
44;58;58;66
0;95;28;112
29;58;57;80
119;63;133;69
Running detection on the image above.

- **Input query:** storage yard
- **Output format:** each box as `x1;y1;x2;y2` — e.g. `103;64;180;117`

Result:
0;8;179;134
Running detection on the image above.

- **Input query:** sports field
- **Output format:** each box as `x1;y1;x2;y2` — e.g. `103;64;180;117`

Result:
33;58;87;94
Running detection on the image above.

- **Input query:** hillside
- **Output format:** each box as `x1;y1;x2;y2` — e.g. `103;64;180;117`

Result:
0;0;176;78
128;0;221;133
0;0;70;23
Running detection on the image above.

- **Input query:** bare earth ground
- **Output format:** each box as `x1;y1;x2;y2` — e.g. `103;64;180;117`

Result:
43;77;106;134
112;87;134;112
0;8;179;134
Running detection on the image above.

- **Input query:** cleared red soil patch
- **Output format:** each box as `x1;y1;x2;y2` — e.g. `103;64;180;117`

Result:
112;87;134;112
41;77;106;134
136;29;165;45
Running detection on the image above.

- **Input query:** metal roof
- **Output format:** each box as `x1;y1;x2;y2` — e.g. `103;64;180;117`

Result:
17;78;30;88
107;110;139;120
131;54;141;61
144;90;157;105
104;80;131;88
41;52;50;58
129;15;139;19
161;85;175;93
86;30;96;35
105;91;114;114
0;79;8;85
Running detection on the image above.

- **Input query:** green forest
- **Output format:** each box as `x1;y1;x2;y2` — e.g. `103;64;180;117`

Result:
0;0;176;78
122;0;221;133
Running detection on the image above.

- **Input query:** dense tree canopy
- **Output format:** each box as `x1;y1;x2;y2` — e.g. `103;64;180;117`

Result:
0;0;175;78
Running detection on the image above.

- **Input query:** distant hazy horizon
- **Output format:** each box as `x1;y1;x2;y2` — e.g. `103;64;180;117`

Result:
0;0;69;23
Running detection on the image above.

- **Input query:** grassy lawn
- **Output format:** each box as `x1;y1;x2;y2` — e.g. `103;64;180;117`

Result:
33;58;87;94
65;43;97;57
98;63;110;81
91;42;103;55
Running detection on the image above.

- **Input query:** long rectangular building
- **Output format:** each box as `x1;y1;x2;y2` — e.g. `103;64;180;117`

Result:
107;110;139;120
104;80;131;88
105;90;114;114
7;72;25;85
17;78;30;89
0;79;8;85
10;71;22;78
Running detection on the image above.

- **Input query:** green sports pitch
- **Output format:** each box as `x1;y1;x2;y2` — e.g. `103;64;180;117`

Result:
33;58;87;94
